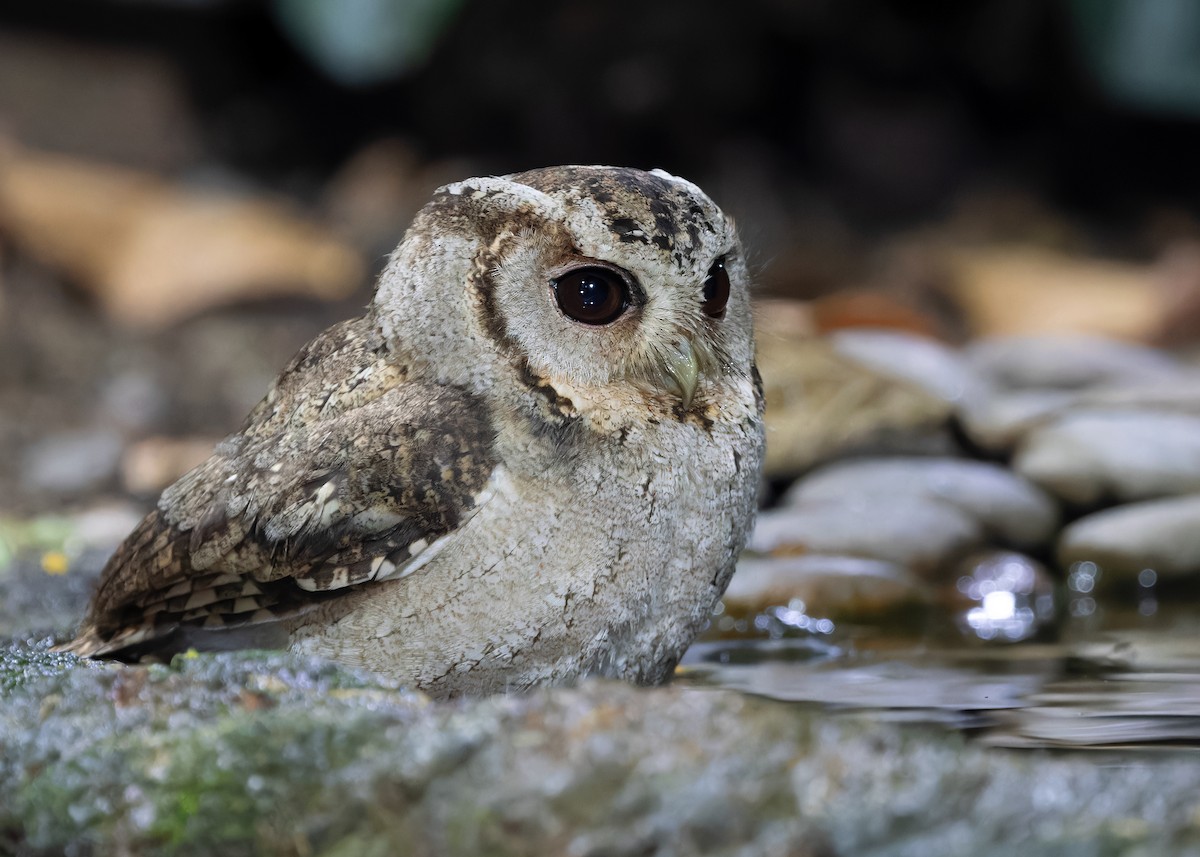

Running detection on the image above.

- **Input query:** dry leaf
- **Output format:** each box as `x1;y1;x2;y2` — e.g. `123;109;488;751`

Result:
809;289;943;338
755;323;955;478
0;146;365;329
945;246;1165;341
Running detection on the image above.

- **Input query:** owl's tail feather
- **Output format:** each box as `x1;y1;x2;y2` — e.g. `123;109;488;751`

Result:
53;620;290;662
52;624;159;659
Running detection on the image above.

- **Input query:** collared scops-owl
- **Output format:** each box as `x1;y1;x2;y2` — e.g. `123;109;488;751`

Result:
63;166;765;699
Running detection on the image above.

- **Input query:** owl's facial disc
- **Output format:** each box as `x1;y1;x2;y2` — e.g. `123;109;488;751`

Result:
545;258;713;409
651;257;730;408
414;166;754;420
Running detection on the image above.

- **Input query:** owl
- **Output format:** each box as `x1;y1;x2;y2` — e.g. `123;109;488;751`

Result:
62;166;765;698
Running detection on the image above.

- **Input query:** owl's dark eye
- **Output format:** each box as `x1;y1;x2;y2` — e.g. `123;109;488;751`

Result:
702;257;730;318
552;267;630;325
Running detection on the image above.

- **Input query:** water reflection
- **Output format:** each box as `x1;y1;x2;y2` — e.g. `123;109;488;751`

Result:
1068;560;1100;593
754;600;836;638
1071;597;1097;618
683;602;1200;750
714;598;836;639
954;552;1054;642
1137;568;1159;617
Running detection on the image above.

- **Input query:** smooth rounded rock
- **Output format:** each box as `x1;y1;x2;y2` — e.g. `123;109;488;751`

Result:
966;335;1184;390
20;429;124;495
957;388;1075;452
1014;411;1200;505
1067;377;1200;414
829;329;976;404
725;555;927;618
959;378;1200;453
784;456;1059;547
748;497;983;577
1057;495;1200;578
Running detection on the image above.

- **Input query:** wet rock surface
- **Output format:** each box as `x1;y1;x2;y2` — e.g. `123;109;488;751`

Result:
6;643;1200;857
725;555;927;620
1057;495;1200;579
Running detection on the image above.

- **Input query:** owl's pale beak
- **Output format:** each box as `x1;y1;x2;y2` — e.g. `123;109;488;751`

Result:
661;339;699;409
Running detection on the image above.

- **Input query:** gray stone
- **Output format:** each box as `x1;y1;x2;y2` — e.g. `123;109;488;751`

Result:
725;554;927;618
959;379;1200;452
21;428;124;495
966;335;1184;390
829;329;976;404
68;502;146;552
748;497;983;577
0;649;820;857
99;369;168;434
1057;495;1200;578
1014;411;1200;505
1068;377;1200;413
784;456;1059;547
957;388;1075;451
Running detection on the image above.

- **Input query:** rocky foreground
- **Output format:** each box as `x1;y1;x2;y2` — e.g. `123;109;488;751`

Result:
4;642;1200;857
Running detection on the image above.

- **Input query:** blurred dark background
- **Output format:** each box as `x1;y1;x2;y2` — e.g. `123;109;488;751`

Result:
5;0;1200;515
8;1;1200;229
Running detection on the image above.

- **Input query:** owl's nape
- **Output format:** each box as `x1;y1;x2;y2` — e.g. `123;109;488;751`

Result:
62;166;765;699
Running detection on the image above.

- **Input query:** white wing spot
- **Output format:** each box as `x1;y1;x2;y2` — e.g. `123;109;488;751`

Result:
315;481;336;502
318;499;343;528
368;555;397;580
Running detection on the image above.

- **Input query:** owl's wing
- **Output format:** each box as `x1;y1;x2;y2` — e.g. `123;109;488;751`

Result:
63;380;497;659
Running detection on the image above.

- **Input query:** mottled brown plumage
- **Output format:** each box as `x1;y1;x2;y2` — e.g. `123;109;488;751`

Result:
64;166;765;698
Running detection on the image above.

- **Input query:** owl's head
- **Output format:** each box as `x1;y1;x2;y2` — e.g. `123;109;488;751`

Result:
375;165;755;426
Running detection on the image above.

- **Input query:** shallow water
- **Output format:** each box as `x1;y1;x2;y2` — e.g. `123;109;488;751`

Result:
682;599;1200;750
